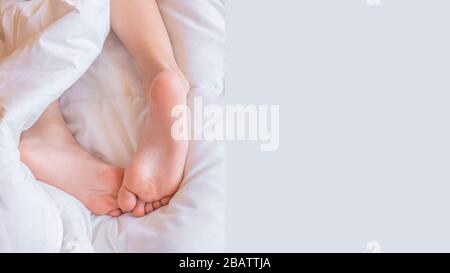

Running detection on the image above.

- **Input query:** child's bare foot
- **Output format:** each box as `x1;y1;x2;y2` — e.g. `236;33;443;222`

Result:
19;101;124;217
118;70;189;217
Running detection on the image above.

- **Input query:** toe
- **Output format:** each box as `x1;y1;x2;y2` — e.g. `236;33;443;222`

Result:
145;202;154;214
118;185;137;212
161;196;171;206
108;209;122;217
153;200;162;210
132;200;146;218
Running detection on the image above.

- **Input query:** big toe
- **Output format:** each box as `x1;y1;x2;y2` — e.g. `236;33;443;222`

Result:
132;200;146;218
118;185;137;212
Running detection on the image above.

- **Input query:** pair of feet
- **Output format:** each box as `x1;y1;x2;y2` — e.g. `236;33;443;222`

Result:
19;71;189;217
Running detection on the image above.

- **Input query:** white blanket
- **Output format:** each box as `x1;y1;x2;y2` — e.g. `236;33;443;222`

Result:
0;0;225;252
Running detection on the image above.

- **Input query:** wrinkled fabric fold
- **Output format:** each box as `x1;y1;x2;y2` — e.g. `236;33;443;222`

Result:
0;0;109;252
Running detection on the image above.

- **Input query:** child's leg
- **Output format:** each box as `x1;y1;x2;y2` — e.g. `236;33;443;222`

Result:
111;0;189;217
19;101;124;217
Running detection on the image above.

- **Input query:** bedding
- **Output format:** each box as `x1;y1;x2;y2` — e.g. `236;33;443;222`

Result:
0;0;225;252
